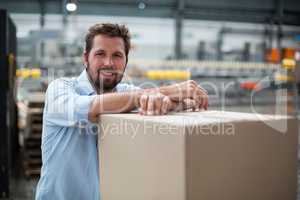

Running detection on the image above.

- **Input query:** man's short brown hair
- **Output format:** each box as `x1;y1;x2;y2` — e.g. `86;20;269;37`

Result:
85;23;131;62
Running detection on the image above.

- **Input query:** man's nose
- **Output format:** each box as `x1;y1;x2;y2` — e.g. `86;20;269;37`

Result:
103;56;113;66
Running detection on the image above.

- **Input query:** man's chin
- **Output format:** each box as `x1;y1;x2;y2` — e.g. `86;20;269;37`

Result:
102;75;116;83
96;78;117;91
94;74;123;91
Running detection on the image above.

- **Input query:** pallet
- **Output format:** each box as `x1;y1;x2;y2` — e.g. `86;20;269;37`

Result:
18;92;45;178
24;138;41;149
22;149;42;178
24;168;41;178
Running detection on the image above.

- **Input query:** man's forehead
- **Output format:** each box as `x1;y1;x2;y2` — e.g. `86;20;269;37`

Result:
92;46;124;53
91;35;125;52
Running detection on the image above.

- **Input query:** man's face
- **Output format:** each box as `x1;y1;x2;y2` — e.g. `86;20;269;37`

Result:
84;34;127;92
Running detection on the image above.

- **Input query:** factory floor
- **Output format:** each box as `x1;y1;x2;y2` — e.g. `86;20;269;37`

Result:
6;158;300;200
4;105;300;200
8;178;37;200
4;153;38;200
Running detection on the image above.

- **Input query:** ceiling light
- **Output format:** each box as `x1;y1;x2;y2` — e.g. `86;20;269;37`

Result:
66;1;77;12
138;2;146;10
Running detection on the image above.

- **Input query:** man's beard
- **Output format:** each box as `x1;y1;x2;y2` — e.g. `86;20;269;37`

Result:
86;64;124;93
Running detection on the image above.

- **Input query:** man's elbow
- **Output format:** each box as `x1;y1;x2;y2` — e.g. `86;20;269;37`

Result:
88;96;100;123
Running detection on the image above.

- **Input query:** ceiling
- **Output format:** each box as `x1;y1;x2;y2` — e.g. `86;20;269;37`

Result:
0;0;299;25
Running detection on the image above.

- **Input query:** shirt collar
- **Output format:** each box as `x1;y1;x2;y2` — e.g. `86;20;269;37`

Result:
76;69;96;95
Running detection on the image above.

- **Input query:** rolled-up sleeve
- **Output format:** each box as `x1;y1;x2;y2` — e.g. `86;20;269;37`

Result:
44;78;96;127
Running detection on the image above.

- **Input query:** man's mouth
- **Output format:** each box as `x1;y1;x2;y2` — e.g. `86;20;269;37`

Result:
101;71;114;76
99;70;116;79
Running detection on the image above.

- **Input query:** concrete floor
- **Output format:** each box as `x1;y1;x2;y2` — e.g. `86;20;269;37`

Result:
5;161;300;200
7;178;38;200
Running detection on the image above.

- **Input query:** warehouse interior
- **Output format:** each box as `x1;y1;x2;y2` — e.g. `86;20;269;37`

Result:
0;0;300;199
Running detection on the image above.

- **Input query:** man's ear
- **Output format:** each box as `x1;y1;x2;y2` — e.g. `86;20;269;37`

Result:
82;51;89;68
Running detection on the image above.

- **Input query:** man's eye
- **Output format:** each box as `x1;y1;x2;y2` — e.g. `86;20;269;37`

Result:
114;54;122;58
96;53;104;56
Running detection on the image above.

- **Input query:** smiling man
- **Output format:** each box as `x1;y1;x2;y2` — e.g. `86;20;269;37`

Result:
35;23;208;200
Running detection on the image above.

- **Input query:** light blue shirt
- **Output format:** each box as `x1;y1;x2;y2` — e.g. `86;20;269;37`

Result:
35;70;139;200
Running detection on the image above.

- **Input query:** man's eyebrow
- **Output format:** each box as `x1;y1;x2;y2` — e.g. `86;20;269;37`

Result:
94;48;104;52
114;51;124;54
93;48;124;54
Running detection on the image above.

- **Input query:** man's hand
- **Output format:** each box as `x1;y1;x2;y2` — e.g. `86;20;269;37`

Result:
159;80;209;110
136;92;203;116
137;92;172;115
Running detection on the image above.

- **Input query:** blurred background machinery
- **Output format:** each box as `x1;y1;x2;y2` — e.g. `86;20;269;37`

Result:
0;9;17;198
0;0;299;199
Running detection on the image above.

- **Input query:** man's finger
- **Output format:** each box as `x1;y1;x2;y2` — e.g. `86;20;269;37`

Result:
154;95;163;115
195;88;208;109
183;98;197;110
147;95;155;115
161;96;171;114
191;91;202;109
201;92;209;110
203;95;209;110
140;94;148;115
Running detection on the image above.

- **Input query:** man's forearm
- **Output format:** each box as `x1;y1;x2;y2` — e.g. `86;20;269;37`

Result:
88;81;208;122
88;91;141;122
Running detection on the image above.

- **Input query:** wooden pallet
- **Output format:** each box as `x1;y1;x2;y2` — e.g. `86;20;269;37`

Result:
22;149;42;178
24;138;41;149
24;168;41;178
18;92;45;178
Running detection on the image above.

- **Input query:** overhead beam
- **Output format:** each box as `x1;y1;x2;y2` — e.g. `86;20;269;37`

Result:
184;6;300;26
0;1;174;17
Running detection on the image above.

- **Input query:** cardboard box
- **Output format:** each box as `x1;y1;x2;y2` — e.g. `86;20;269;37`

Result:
98;111;298;200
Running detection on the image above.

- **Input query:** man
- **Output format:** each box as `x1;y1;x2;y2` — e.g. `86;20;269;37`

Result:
35;23;208;200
